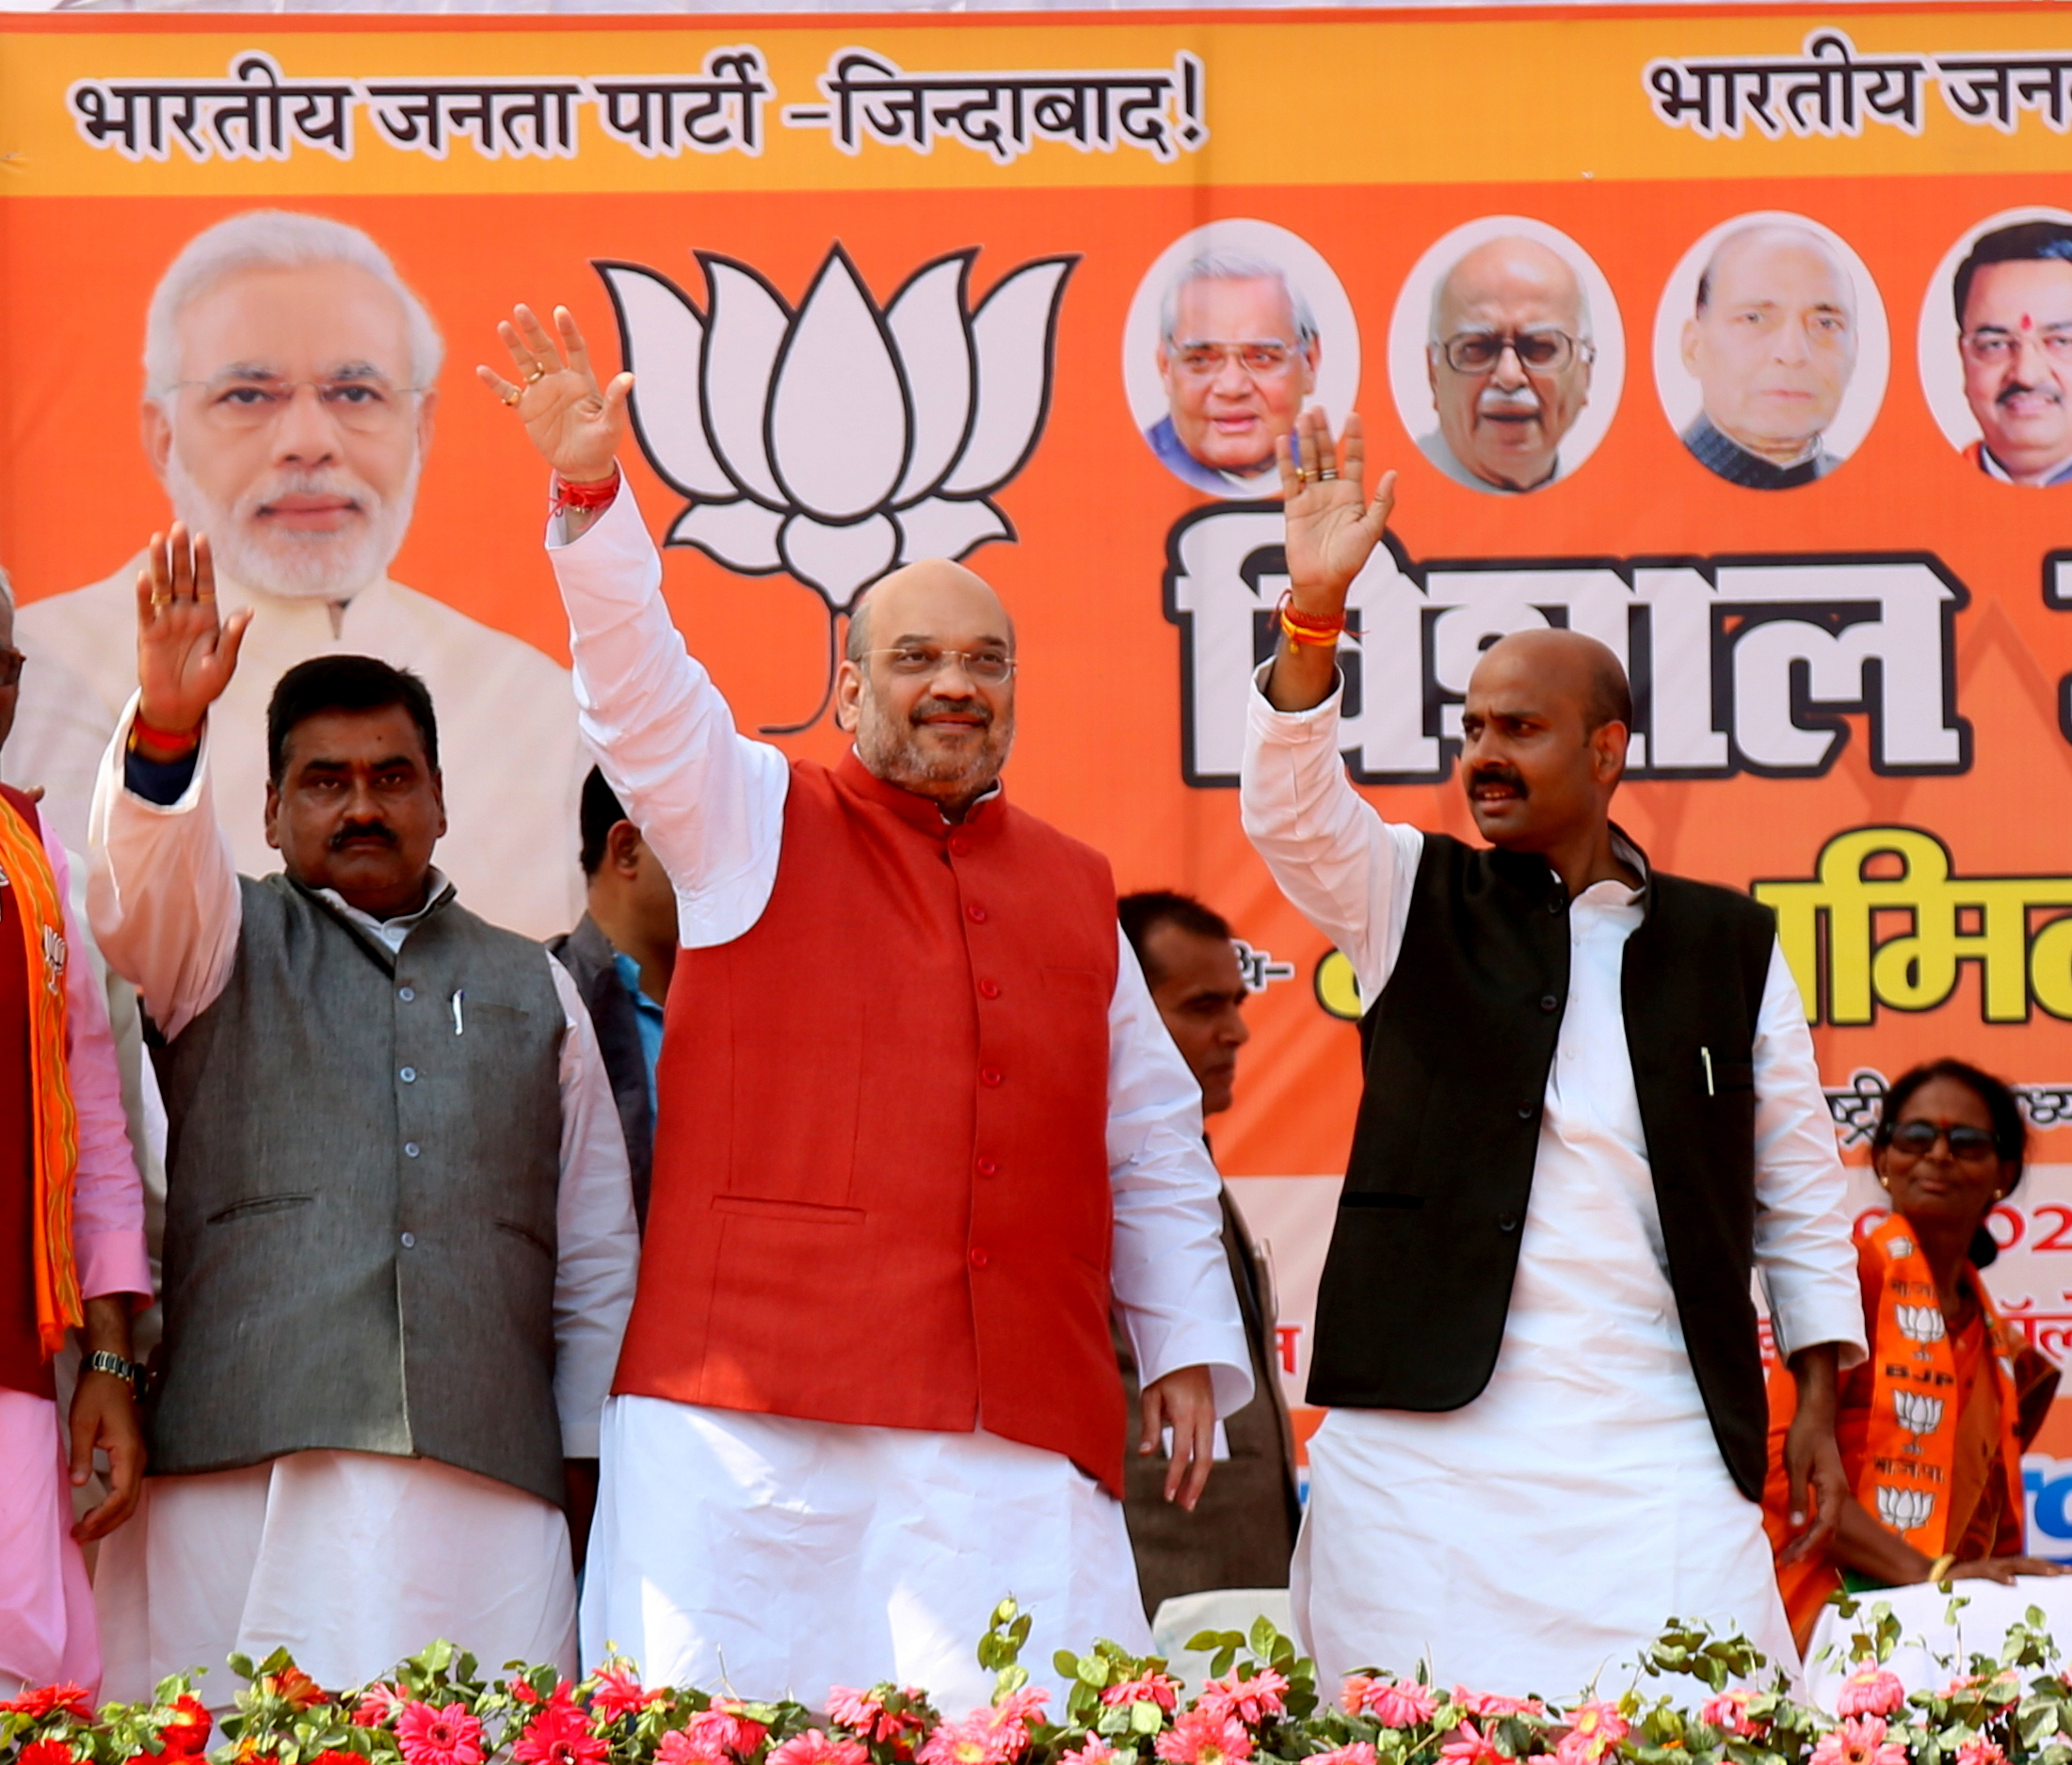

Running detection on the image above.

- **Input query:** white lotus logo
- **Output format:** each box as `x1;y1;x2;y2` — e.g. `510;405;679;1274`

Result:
598;243;1073;715
1875;1484;1935;1533
1892;1389;1944;1438
1895;1305;1947;1346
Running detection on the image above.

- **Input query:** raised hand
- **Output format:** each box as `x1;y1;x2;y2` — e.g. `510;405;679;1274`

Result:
477;303;632;485
1277;408;1397;613
135;525;251;754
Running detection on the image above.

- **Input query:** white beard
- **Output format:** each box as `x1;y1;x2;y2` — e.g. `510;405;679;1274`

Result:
162;441;421;603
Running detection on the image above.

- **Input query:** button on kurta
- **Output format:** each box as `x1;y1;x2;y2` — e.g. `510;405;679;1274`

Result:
398;986;415;1002
400;1067;417;1083
400;1232;416;1248
404;1142;421;1158
967;903;988;923
949;837;971;858
1539;995;1558;1013
969;1247;989;1268
978;979;1001;1000
980;1067;1004;1087
975;1156;998;1177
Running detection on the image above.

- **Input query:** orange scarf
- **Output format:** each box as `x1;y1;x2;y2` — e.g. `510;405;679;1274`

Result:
0;792;81;1356
1772;1211;2026;1639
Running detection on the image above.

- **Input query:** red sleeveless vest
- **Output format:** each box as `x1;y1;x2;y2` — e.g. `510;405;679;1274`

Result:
612;752;1129;1491
0;784;50;1399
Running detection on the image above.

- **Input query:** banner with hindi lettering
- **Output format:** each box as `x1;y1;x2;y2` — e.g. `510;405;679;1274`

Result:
8;3;2072;1528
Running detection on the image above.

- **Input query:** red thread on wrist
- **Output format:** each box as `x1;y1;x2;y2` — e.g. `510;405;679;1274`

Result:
131;711;201;756
552;466;621;517
1277;589;1346;647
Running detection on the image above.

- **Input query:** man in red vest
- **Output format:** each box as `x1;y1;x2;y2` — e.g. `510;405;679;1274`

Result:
483;305;1249;1710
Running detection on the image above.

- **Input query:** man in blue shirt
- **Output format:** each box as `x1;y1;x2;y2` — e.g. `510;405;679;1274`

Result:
550;768;675;1229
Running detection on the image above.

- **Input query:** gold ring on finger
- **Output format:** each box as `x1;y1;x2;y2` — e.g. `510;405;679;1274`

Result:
151;593;171;606
523;364;548;384
1294;466;1310;484
501;385;523;408
198;591;217;602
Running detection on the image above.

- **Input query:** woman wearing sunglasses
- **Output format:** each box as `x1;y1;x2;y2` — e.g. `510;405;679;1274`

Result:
1762;1058;2068;1647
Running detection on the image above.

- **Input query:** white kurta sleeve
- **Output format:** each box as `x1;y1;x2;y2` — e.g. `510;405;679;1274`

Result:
85;696;243;1042
545;954;639;1458
1239;664;1424;1006
545;482;791;949
1107;926;1253;1417
1750;940;1867;1370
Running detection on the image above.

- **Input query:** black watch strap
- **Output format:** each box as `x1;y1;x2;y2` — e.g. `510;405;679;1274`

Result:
85;1349;142;1393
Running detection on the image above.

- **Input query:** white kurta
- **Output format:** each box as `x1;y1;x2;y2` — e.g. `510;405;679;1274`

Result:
550;487;1251;1711
13;562;586;939
86;721;640;1704
1240;668;1866;1698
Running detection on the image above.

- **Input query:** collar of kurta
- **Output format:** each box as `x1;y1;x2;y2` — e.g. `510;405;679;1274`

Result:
1484;820;1652;915
835;747;1007;842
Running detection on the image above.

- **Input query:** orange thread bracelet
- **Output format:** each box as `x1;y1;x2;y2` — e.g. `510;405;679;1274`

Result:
1277;590;1346;648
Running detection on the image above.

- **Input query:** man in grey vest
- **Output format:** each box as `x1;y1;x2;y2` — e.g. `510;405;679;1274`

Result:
1239;409;1865;1693
86;523;638;1703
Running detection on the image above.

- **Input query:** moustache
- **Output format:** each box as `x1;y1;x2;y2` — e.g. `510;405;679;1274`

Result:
1468;764;1529;799
1997;379;2064;408
244;469;371;517
329;820;398;852
910;697;993;730
1475;389;1543;418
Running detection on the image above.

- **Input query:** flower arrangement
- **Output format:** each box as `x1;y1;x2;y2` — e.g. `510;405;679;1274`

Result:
7;1597;2071;1765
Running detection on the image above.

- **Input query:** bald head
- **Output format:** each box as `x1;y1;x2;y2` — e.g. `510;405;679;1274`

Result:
846;558;1012;665
1434;237;1587;342
1470;629;1631;734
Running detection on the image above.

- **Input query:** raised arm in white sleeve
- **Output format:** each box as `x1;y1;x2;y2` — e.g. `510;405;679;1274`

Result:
1239;664;1423;1007
1751;942;1869;1370
545;482;790;949
85;696;243;1041
1107;925;1252;1419
544;955;639;1458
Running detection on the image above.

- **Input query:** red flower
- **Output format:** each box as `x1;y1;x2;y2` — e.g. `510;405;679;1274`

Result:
159;1693;215;1757
590;1664;658;1723
514;1701;608;1765
262;1667;329;1713
769;1732;871;1765
1154;1714;1253;1765
4;1687;95;1723
313;1752;366;1765
20;1741;79;1765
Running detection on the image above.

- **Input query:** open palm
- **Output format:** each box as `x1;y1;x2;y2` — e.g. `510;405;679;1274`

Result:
1277;409;1397;607
136;526;250;735
478;303;632;485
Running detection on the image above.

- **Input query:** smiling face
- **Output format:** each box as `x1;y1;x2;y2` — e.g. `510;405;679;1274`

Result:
1683;228;1857;466
1156;275;1318;476
1961;257;2072;484
147;260;434;601
1428;238;1594;492
264;703;446;919
1458;630;1629;853
835;560;1017;815
1875;1074;2016;1245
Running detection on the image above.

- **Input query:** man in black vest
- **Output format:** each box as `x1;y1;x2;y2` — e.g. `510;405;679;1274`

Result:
1238;409;1866;1693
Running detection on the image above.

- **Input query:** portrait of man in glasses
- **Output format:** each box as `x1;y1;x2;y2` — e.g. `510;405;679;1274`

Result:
1147;252;1321;496
1950;219;2072;489
1418;234;1597;494
5;209;586;938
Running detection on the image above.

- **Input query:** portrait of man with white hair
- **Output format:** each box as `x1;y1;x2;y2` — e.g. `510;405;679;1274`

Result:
1419;234;1597;494
1147;252;1321;496
6;209;585;939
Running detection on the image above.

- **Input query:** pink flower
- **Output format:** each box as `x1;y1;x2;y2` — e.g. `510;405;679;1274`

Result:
1104;1677;1182;1714
1438;1724;1504;1765
1058;1743;1128;1765
1698;1693;1760;1739
1304;1746;1380;1765
1344;1679;1438;1728
1455;1693;1547;1720
1956;1741;2006;1765
514;1703;607;1765
770;1731;871;1765
591;1663;658;1722
396;1703;487;1765
1153;1712;1254;1765
827;1688;928;1753
991;1688;1050;1734
1198;1672;1288;1728
920;1718;1018;1765
1556;1700;1630;1765
668;1703;771;1765
356;1684;405;1728
1809;1716;1908;1765
1836;1672;1907;1720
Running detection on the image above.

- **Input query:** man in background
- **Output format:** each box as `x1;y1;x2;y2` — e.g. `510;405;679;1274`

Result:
1952;219;2072;488
9;208;586;938
1148;254;1320;497
550;767;676;1229
1421;236;1596;494
1680;222;1858;490
1116;891;1301;1616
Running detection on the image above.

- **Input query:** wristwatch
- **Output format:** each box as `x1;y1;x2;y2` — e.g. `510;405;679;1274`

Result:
85;1349;143;1396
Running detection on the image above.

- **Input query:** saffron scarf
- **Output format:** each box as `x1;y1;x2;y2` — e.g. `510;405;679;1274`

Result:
0;790;80;1356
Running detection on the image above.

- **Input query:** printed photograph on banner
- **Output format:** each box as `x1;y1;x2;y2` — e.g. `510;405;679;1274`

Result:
2;206;586;941
1651;211;1889;492
1120;217;1359;500
1919;206;2072;490
1387;215;1623;497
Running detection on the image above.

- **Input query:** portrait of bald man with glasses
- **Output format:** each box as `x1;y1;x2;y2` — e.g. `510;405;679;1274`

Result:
1147;252;1322;496
1419;234;1598;494
6;209;586;939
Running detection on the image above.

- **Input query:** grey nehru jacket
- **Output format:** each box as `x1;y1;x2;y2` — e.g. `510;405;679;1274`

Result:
149;875;575;1506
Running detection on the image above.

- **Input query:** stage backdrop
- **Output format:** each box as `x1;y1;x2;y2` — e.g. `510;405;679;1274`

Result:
6;1;2072;1535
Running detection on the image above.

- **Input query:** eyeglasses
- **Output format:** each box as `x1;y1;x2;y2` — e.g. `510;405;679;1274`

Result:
1887;1118;2000;1163
170;373;427;435
1960;327;2072;366
1170;340;1302;381
0;649;22;690
1436;330;1594;375
864;646;1016;684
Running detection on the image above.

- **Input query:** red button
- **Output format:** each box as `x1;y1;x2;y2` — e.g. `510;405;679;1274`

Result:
969;1246;989;1268
980;1067;1004;1087
976;1156;999;1177
978;979;1001;1000
967;903;988;923
949;837;971;858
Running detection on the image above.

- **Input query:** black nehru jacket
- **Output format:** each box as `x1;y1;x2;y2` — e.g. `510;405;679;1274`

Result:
1309;828;1779;1500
